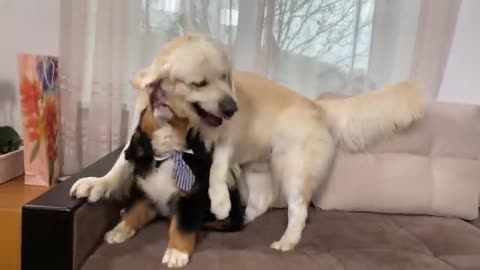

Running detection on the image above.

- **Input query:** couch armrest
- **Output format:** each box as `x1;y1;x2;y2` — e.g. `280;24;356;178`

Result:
22;148;125;270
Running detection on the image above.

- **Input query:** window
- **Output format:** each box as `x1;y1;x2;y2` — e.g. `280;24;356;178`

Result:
140;0;376;97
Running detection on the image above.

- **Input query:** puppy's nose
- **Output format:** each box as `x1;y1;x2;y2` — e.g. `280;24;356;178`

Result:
219;96;238;118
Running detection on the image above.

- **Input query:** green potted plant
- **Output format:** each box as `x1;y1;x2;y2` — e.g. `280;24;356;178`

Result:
0;126;24;184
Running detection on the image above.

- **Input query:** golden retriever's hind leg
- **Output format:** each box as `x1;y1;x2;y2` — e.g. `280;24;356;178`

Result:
270;129;335;251
104;198;157;244
243;163;273;224
162;216;196;268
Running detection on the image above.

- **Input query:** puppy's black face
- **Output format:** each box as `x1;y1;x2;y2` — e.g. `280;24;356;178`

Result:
124;127;155;177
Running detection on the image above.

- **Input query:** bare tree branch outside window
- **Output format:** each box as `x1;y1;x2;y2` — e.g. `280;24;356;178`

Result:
140;0;375;96
273;0;374;71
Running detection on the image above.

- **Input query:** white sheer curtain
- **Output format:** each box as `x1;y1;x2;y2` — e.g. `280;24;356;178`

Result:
59;0;460;174
143;0;376;97
59;0;143;174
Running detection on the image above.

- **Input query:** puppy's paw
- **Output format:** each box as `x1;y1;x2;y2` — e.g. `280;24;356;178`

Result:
162;248;189;268
70;177;111;202
208;184;231;220
270;238;298;252
105;221;135;244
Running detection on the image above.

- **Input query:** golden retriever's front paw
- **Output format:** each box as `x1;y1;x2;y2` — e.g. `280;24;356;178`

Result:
70;177;111;202
104;221;135;244
162;248;189;268
208;184;231;220
270;238;298;251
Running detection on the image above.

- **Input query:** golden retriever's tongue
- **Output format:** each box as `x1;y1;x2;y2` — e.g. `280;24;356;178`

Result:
204;114;223;127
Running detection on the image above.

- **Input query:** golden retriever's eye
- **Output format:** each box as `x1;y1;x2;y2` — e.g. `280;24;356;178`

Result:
220;73;228;81
192;80;208;88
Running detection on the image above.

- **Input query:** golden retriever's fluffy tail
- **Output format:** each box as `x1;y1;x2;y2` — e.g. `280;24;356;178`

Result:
317;81;426;152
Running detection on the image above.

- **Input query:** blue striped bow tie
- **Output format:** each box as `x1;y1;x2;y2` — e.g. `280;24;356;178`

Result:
154;151;196;192
172;152;195;192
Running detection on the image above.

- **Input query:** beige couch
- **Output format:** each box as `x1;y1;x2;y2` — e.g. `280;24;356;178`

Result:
22;101;480;270
315;101;480;221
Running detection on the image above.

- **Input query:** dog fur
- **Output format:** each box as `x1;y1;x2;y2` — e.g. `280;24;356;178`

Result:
104;93;244;268
71;33;425;252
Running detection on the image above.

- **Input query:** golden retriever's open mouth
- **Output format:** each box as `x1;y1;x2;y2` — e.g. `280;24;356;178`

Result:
192;102;223;127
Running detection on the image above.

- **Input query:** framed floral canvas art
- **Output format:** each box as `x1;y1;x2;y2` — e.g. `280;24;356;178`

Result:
17;54;59;186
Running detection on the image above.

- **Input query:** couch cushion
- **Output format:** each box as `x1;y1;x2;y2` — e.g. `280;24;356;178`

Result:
81;210;480;270
313;102;480;220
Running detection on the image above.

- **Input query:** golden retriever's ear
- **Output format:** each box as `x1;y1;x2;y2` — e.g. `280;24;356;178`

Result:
130;63;171;90
130;67;151;90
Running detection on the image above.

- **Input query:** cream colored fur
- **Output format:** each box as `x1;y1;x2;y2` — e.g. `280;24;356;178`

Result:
70;33;425;253
318;81;425;151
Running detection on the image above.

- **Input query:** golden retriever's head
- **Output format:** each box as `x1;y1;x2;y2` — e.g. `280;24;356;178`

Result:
132;33;237;128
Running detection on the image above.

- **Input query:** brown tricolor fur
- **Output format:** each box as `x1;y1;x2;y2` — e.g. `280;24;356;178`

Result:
123;198;157;232
122;197;197;255
119;103;196;256
140;105;189;139
169;216;196;254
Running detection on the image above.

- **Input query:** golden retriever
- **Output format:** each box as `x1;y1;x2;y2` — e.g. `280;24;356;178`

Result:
71;33;425;253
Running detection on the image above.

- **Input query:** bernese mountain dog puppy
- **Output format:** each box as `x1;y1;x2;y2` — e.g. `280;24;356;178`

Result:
104;88;244;268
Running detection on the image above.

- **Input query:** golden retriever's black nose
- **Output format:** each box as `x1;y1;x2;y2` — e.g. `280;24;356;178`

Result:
219;96;238;118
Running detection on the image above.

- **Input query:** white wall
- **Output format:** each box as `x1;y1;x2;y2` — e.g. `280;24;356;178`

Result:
0;0;60;134
438;0;480;104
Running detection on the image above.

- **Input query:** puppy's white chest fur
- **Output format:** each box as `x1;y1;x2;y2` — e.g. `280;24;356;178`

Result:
136;159;178;217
